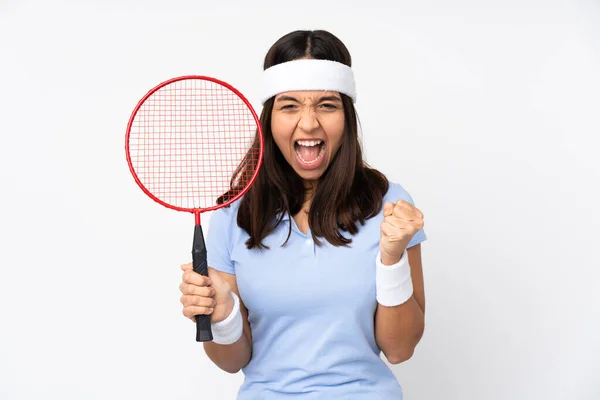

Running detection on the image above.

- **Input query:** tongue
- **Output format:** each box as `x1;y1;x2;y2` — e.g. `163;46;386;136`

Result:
298;145;320;162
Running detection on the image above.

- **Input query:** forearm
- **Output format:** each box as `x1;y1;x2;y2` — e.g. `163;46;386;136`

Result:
375;296;424;364
375;247;426;364
203;291;253;374
203;331;251;373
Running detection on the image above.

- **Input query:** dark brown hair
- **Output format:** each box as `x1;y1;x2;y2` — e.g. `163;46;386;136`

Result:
219;30;388;249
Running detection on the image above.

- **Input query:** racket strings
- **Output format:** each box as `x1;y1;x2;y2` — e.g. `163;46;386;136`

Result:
218;136;262;205
127;78;260;210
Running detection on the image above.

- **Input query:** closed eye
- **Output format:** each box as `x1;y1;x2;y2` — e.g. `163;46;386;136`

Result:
320;103;339;110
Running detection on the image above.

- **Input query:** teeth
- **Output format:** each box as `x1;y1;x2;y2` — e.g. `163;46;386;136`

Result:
295;143;326;164
296;140;323;147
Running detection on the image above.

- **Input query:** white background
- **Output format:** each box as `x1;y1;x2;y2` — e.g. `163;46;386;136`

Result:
1;0;599;399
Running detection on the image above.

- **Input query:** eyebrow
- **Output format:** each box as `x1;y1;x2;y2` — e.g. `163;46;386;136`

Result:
275;95;343;103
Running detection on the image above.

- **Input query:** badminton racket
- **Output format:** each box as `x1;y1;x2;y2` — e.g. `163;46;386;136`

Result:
125;75;263;342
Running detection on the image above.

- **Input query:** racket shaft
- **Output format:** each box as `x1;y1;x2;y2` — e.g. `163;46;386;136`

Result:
192;224;213;342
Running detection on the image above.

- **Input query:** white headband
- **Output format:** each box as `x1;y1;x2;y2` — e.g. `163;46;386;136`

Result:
259;59;357;104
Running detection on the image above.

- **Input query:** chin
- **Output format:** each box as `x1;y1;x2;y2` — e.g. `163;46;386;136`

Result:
291;156;330;182
295;168;324;182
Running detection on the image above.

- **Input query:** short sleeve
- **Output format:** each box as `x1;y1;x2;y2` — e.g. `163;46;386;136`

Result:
385;181;428;249
205;205;237;275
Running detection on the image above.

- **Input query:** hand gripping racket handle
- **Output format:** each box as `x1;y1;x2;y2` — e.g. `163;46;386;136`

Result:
192;224;213;342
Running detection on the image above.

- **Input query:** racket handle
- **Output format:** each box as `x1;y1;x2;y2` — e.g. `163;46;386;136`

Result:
192;224;213;342
195;314;212;342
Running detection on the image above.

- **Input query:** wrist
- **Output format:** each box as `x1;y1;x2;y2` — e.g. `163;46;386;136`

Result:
211;292;243;345
222;292;235;320
379;249;404;266
375;249;413;307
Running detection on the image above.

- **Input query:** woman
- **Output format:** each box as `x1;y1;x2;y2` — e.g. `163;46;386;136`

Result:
179;29;427;399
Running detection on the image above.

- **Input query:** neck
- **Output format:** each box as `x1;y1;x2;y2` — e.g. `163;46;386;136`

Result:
302;180;317;213
303;179;317;196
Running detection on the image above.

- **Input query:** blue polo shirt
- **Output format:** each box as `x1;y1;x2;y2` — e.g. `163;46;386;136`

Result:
206;181;427;399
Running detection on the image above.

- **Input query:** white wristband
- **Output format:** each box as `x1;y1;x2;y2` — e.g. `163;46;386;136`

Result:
376;250;414;307
211;292;243;345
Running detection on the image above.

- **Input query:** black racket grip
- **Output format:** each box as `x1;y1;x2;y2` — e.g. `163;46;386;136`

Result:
192;224;213;342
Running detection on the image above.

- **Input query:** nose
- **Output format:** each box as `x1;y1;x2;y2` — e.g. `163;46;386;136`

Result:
297;108;320;132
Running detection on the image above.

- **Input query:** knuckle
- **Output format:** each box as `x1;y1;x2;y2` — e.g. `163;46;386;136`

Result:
186;284;196;295
180;283;190;294
195;296;206;306
197;306;210;315
188;283;198;294
193;298;204;307
200;296;213;307
185;295;196;306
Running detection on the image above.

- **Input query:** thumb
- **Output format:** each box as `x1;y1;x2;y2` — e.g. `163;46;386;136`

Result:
180;262;192;272
208;267;229;289
207;268;233;300
383;201;394;218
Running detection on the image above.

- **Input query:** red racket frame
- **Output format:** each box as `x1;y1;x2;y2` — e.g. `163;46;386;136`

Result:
125;75;264;225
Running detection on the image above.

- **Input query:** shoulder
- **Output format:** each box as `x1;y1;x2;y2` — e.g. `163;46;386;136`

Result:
383;180;418;206
207;198;242;229
205;198;245;275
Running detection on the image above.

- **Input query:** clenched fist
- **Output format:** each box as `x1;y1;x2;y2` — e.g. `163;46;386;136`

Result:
179;263;235;324
379;200;424;265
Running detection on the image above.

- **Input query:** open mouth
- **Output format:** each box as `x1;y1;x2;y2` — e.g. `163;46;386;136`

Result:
294;139;326;165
